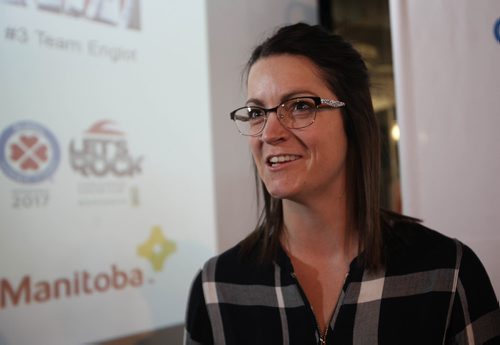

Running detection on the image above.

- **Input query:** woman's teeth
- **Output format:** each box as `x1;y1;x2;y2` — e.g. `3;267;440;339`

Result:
268;155;299;166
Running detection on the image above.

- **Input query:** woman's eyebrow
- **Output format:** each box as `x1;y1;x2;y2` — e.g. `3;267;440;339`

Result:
245;90;315;106
245;98;264;106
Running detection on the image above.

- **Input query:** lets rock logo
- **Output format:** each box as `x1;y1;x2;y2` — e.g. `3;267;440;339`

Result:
69;120;143;206
70;120;142;178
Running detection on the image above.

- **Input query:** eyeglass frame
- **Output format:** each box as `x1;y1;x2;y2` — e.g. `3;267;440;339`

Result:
229;96;346;136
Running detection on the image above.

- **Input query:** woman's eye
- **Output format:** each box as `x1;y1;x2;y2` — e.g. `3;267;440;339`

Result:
292;100;314;112
248;109;264;119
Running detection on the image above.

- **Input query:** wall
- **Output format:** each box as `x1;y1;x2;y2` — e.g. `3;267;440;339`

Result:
207;0;318;252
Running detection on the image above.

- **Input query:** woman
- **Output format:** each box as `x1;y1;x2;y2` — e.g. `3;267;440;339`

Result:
185;23;499;345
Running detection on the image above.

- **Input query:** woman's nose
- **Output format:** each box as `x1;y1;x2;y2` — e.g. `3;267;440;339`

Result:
260;111;288;143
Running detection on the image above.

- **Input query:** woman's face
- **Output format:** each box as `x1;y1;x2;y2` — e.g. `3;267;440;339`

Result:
247;54;348;203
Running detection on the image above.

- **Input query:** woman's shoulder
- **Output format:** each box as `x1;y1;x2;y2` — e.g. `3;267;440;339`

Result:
387;219;457;247
379;216;499;342
382;219;497;304
384;219;495;289
383;219;464;274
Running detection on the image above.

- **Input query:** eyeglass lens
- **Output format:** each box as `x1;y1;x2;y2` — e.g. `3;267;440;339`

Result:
233;97;318;136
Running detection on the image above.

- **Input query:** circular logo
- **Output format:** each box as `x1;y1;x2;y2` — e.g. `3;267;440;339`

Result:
0;121;60;183
495;18;500;44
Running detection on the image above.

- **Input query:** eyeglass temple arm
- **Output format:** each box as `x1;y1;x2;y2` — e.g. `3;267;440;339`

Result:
320;99;345;108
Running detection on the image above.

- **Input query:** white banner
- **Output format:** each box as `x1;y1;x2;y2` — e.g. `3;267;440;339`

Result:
0;2;216;344
390;0;500;294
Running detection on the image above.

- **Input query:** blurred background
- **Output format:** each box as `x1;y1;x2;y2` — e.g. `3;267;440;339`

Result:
0;0;498;344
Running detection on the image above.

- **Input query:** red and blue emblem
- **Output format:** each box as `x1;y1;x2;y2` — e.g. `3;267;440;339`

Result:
0;121;60;183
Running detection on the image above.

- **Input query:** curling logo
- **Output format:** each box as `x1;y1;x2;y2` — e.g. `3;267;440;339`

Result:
137;226;177;272
69;120;143;178
0;121;60;184
495;17;500;44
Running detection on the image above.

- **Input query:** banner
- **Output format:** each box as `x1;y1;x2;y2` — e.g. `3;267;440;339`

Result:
390;0;500;294
0;2;216;343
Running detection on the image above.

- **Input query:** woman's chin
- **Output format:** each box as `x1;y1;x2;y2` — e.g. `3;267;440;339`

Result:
266;187;288;200
266;187;298;201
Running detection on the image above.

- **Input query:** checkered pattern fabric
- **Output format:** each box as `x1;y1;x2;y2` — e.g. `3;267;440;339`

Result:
184;222;500;344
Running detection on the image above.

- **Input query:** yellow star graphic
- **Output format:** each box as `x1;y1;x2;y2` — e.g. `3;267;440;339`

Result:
137;226;176;272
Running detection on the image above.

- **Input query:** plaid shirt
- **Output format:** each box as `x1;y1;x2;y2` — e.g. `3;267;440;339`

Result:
185;222;500;344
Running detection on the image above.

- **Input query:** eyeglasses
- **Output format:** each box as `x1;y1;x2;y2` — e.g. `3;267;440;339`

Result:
229;96;345;136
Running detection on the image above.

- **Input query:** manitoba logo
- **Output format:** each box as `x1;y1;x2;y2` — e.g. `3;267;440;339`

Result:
0;265;144;309
137;226;177;272
0;121;60;184
69;120;143;178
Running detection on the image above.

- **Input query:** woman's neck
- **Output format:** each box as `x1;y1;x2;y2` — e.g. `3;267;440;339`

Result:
281;194;357;263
